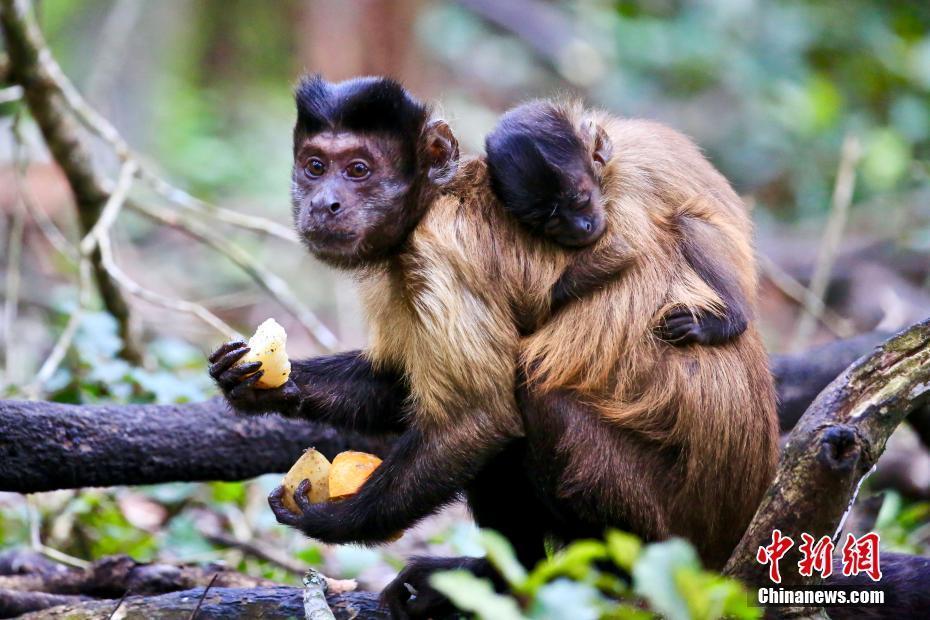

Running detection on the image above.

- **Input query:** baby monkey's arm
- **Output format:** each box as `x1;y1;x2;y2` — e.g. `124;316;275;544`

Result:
549;236;635;315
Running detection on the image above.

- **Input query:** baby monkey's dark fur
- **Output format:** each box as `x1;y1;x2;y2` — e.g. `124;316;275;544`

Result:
487;101;748;343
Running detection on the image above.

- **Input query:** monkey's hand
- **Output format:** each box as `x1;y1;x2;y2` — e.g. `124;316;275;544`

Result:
208;341;300;415
381;557;493;620
268;480;393;544
655;307;747;346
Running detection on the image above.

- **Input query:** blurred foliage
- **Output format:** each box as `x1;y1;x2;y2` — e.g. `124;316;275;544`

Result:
431;529;760;620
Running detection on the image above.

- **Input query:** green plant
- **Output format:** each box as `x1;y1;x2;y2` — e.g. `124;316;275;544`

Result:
429;529;760;620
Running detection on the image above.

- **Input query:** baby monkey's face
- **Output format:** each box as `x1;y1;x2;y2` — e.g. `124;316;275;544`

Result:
541;169;606;248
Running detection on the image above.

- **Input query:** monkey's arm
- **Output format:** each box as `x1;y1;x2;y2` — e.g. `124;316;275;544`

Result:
209;345;408;434
269;420;509;544
549;236;635;315
656;215;749;346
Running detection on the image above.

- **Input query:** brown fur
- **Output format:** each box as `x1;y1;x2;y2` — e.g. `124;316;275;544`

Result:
359;103;777;566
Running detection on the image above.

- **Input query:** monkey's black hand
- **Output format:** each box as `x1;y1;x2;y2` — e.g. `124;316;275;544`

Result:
269;480;402;545
381;557;479;620
655;307;746;346
208;341;300;415
268;481;350;543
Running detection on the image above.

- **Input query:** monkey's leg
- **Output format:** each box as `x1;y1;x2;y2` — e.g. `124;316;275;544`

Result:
382;442;551;620
209;346;408;434
519;386;675;544
268;422;511;544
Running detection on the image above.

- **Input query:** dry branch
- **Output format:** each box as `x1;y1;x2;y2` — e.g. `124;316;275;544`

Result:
726;318;930;587
0;0;141;363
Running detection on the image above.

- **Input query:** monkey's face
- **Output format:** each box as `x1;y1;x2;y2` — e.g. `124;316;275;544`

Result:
542;175;607;247
291;131;417;268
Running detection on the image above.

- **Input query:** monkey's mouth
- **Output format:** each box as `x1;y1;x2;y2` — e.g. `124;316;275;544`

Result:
302;227;357;245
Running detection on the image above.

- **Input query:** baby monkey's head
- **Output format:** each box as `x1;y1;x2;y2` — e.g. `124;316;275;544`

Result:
486;101;613;247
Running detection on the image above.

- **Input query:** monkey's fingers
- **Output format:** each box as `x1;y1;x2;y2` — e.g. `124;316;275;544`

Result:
293;479;316;513
208;346;250;380
267;485;301;526
217;361;262;386
228;370;264;399
380;577;415;620
208;340;247;363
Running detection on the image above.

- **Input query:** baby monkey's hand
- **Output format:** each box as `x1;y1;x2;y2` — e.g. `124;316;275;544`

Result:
656;307;746;346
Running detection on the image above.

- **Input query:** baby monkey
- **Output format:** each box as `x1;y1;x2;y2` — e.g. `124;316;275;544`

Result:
486;101;747;345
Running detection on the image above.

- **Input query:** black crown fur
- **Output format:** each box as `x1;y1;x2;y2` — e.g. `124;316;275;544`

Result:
485;101;590;232
294;75;430;142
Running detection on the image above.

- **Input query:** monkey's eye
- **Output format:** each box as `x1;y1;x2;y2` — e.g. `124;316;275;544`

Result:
305;158;326;177
345;161;371;180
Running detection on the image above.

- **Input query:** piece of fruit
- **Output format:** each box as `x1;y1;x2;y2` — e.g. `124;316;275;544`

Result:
237;318;291;389
281;448;331;513
328;451;383;500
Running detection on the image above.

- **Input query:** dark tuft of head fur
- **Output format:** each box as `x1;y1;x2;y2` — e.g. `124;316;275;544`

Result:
485;101;591;232
294;75;430;152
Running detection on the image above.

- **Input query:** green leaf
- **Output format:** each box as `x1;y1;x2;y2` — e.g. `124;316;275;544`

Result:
210;481;246;504
529;578;605;620
632;538;701;620
429;570;527;620
295;546;323;565
606;529;642;572
862;128;911;190
480;529;528;588
522;540;607;595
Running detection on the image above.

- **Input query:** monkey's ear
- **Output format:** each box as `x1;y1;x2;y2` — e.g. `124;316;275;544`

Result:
580;117;613;169
423;119;460;184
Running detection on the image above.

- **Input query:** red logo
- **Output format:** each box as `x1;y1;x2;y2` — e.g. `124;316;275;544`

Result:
756;529;794;583
756;531;882;582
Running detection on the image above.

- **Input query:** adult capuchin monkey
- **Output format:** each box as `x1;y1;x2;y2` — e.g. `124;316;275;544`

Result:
208;76;778;618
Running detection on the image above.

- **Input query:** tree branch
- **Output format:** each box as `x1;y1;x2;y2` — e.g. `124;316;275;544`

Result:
0;398;390;493
726;318;930;587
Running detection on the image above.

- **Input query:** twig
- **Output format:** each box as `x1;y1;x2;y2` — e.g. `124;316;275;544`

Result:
96;232;240;340
26;497;90;570
2;112;27;388
106;587;130;620
14;162;79;264
0;84;22;103
790;134;861;351
80;159;138;255
73;160;240;339
23;27;298;244
202;530;306;576
2;192;25;387
757;254;855;338
130;199;339;351
1;0;143;363
188;573;218;620
23;258;91;399
141;169;299;243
